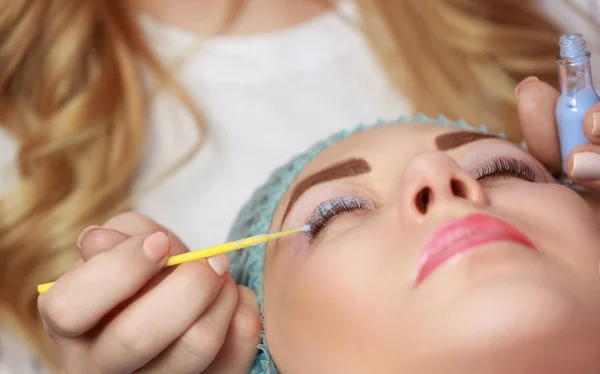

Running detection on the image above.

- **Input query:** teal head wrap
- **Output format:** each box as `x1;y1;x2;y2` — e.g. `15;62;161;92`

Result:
227;114;505;373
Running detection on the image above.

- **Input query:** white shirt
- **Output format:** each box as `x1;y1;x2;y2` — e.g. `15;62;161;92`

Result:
132;1;408;248
1;0;599;372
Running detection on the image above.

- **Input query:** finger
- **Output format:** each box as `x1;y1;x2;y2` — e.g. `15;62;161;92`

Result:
202;285;261;374
92;254;231;373
40;259;84;341
136;276;239;374
38;232;170;338
78;227;130;261
102;212;164;236
582;104;600;143
75;226;189;299
102;212;188;255
566;145;600;190
577;189;600;219
517;77;562;174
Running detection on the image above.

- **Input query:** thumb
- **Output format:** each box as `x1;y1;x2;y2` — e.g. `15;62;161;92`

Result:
77;226;130;261
78;226;190;262
516;77;562;174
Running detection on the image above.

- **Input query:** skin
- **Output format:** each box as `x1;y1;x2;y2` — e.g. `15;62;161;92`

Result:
38;213;261;374
263;124;600;373
37;77;600;373
517;76;600;215
518;77;600;186
127;0;336;35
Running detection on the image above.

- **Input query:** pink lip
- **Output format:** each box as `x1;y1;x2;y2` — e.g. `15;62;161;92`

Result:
415;213;535;285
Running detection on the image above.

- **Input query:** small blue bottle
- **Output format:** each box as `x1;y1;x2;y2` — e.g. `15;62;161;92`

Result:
556;33;600;171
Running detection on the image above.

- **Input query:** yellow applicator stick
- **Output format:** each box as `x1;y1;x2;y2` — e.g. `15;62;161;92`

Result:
37;225;309;295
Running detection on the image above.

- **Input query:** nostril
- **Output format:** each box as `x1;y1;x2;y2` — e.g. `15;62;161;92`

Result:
451;179;467;198
415;187;432;214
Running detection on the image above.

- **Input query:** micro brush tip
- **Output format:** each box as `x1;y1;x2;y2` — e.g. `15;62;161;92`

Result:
302;224;311;232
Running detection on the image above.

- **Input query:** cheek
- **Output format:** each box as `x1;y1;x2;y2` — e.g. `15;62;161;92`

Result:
264;223;417;371
490;184;600;278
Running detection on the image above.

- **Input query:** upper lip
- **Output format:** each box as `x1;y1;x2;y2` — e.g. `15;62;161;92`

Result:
415;213;535;285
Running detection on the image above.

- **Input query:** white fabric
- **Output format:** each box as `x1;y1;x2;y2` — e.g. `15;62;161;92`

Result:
0;334;48;374
0;127;18;196
0;0;599;372
132;0;408;248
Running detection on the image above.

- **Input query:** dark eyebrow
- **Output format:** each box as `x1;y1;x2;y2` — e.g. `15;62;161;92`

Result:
435;131;499;151
282;158;371;222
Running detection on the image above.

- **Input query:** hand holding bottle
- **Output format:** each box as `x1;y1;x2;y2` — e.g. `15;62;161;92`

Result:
517;33;600;194
517;76;600;192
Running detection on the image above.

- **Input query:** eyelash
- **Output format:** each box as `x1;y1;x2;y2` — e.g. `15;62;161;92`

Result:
473;156;537;182
305;197;370;242
303;157;536;243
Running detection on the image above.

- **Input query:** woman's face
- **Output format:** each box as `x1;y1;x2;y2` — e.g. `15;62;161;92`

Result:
264;124;600;374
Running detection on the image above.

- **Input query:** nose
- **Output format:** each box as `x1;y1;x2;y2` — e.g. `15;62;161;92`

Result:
399;151;488;224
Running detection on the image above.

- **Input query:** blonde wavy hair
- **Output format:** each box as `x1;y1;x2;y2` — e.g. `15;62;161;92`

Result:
0;0;583;370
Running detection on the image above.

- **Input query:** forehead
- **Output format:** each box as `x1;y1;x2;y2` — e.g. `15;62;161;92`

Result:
295;124;455;180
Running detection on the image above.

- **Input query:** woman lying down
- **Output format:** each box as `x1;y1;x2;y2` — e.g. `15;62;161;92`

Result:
38;115;600;374
228;115;600;373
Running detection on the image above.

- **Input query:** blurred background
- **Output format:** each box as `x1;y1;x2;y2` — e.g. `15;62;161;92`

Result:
1;1;599;373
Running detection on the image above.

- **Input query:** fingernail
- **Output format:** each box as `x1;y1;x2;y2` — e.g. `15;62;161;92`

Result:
142;232;170;262
515;76;539;98
207;254;230;277
77;225;101;249
572;152;600;179
592;111;600;136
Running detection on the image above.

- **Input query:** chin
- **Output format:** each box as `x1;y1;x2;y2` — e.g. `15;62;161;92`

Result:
435;277;600;373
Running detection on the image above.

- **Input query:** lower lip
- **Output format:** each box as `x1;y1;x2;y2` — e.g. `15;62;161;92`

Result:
415;214;535;285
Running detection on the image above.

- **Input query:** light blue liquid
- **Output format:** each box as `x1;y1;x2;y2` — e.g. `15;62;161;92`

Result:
556;34;599;172
556;87;600;170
